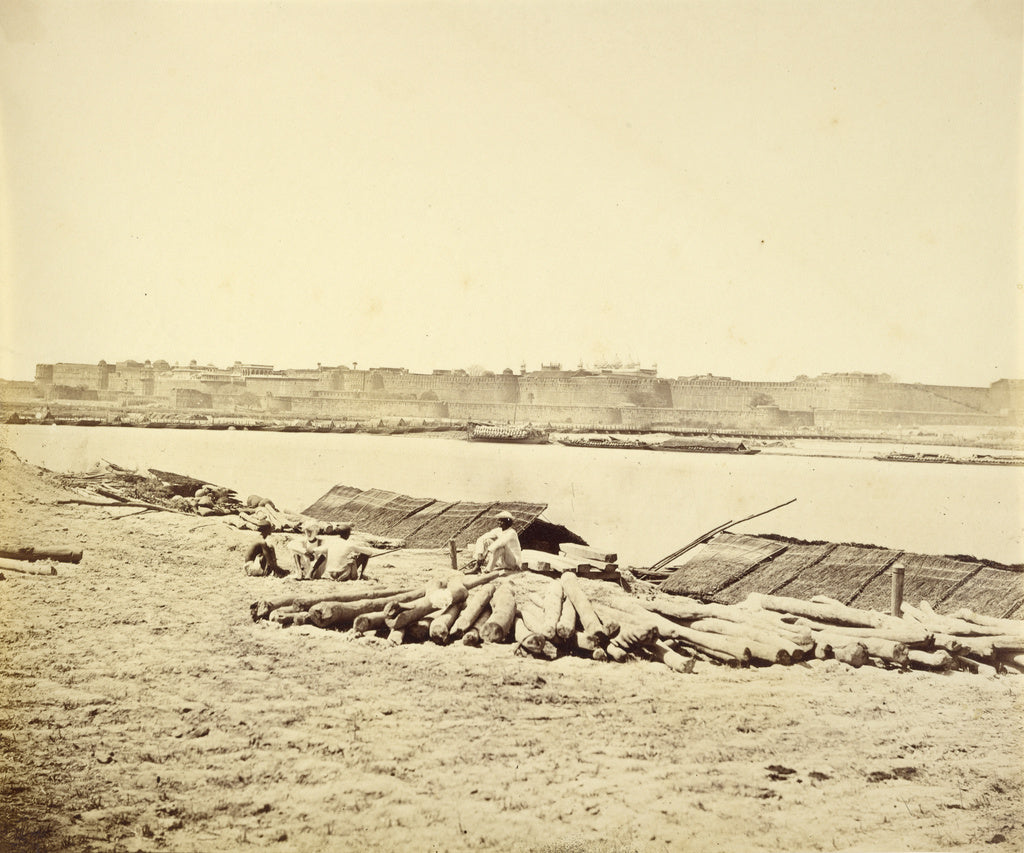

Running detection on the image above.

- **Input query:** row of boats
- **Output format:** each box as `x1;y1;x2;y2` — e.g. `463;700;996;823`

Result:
873;451;1024;467
467;424;761;454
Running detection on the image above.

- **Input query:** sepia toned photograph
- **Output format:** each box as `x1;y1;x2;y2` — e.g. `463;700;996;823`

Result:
1;1;1021;851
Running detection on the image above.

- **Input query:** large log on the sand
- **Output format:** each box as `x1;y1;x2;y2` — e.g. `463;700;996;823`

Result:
832;642;870;668
513;617;559;659
450;583;495;640
560;572;607;644
0;545;82;563
951;608;1024;636
648;640;696;673
462;606;492;647
684;616;808;662
574;631;608;662
429;601;464;644
810;629;909;667
556;596;578;642
308;597;405;630
353;611;388;634
654;622;753;665
901;603;1013;639
908;649;956;672
749;593;890;629
482;582;517;643
0;557;57;576
536;578;564;641
793;618;933;649
384;597;442;631
252;585;422;622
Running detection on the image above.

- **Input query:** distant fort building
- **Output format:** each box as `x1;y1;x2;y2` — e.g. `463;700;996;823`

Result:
10;359;1024;431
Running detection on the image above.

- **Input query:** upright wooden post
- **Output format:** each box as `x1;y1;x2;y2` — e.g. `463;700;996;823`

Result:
448;538;459;573
890;560;906;618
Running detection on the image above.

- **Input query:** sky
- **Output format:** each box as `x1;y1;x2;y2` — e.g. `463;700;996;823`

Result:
1;0;1021;386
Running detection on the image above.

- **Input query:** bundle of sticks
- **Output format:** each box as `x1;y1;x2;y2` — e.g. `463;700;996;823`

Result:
249;568;1023;677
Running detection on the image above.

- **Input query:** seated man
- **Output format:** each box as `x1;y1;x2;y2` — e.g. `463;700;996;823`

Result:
470;510;522;573
286;521;324;579
243;522;286;577
312;523;384;581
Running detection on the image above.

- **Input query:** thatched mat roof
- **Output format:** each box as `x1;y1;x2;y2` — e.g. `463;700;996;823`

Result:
302;485;585;552
658;531;1024;618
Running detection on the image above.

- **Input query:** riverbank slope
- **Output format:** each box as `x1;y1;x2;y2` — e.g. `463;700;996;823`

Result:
1;449;1021;852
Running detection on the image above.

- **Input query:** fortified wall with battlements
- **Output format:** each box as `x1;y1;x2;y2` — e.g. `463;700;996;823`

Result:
6;360;1024;433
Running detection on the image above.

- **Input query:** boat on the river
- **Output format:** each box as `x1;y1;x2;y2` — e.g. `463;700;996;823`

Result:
467;423;550;444
959;454;1024;467
650;438;760;455
556;434;649;450
874;451;959;464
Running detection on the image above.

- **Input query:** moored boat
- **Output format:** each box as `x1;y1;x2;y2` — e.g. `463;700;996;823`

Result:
650;438;760;455
468;423;550;444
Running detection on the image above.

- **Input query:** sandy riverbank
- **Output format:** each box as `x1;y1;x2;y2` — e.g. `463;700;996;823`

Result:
1;449;1021;853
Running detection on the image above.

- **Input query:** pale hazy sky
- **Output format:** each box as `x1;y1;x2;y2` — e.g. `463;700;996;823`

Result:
1;0;1021;385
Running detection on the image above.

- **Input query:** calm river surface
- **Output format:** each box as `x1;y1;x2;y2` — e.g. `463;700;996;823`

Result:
3;425;1022;567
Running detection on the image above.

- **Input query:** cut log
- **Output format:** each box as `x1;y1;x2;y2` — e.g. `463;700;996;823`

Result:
462;606;492;647
251;585;421;622
384;597;441;631
793;618;933;649
481;582;517;643
450;583;496;640
750;593;888;629
429;600;464;644
513;617;558;659
952;608;1024;635
649;640;696;674
308;596;414;630
0;558;57;576
387;627;405;645
907;649;955;672
685;616;806;661
832;642;869;668
555;596;578;642
605;643;628;662
559;543;617;564
353;610;388;634
537;578;563;640
405;619;432;644
0;546;82;563
810;629;909;667
560;572;607;644
653;623;752;666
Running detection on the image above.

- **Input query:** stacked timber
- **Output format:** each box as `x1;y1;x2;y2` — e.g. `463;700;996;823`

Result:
248;568;1023;677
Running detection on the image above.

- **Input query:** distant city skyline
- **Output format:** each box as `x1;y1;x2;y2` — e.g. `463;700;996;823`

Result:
2;1;1020;389
9;354;1020;389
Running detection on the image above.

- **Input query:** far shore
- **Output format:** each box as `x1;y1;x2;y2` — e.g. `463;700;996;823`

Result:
4;401;1024;459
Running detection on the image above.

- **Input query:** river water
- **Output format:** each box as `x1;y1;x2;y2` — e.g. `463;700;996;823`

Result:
3;425;1022;567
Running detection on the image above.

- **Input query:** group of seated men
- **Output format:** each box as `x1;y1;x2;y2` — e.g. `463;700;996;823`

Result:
244;508;523;581
244;521;383;581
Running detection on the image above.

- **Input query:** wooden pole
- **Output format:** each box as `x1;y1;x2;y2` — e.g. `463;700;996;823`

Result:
448;538;459;572
647;498;797;572
0;558;57;576
890;560;906;618
0;546;82;563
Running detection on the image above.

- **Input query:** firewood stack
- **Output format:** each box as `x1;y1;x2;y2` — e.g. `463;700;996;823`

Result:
249;565;1024;677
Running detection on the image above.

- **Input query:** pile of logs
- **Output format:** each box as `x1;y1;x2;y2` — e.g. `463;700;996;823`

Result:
250;567;1024;677
57;461;242;516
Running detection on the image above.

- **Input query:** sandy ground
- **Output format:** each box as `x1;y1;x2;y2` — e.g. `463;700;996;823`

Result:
0;449;1022;853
